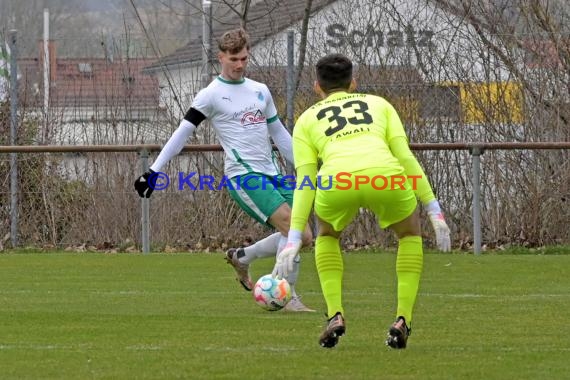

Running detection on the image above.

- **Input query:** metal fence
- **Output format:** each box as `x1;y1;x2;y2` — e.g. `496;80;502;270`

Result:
1;142;568;254
1;15;570;253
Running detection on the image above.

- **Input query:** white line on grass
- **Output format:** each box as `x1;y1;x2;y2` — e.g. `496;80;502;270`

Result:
422;293;570;299
201;346;296;352
126;344;163;351
0;343;91;350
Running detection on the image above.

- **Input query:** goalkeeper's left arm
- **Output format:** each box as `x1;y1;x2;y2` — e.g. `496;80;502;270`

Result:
389;136;451;252
272;163;317;278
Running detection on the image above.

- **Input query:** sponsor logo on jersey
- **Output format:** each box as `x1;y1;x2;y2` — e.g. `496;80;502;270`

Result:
241;109;266;126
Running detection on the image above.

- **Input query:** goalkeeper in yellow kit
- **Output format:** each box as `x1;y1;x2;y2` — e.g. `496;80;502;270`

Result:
272;53;451;349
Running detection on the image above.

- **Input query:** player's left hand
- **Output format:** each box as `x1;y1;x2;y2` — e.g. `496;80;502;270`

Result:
428;211;451;252
134;170;156;198
272;241;301;279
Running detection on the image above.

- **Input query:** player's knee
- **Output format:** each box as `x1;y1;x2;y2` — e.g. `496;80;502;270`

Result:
391;209;421;238
395;221;421;238
397;230;421;239
268;211;291;234
317;226;341;239
301;229;313;247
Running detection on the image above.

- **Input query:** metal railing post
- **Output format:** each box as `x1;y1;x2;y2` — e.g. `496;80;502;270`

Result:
9;30;19;248
139;149;150;254
470;146;484;255
286;30;295;134
201;0;212;88
285;30;295;176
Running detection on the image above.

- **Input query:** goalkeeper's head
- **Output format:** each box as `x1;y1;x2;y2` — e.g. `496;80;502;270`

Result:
314;53;356;98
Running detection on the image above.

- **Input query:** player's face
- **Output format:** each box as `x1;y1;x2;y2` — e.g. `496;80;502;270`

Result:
218;47;249;81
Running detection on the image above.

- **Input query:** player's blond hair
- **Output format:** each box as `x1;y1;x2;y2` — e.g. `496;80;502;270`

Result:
217;28;250;54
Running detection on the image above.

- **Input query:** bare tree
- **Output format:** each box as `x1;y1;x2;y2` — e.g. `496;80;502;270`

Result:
426;0;570;245
430;0;570;132
0;0;93;57
294;0;313;91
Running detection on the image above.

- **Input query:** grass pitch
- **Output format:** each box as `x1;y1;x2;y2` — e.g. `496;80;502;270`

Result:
0;250;569;379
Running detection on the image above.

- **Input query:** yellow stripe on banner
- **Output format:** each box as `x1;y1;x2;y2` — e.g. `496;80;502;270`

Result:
459;82;525;124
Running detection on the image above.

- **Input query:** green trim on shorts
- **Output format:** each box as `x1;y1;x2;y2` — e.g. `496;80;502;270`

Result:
227;173;293;227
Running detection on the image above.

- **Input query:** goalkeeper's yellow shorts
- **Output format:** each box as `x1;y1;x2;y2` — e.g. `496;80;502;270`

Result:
314;167;417;231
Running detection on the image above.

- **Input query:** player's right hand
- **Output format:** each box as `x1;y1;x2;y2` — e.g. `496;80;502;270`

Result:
272;241;301;279
134;170;156;198
428;211;451;252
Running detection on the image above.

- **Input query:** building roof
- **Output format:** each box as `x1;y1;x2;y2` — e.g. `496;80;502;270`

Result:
522;39;565;69
143;0;338;73
18;55;159;108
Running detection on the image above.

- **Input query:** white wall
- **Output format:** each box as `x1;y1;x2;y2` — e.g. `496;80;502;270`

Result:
155;63;215;114
155;0;518;117
45;107;167;145
251;0;512;82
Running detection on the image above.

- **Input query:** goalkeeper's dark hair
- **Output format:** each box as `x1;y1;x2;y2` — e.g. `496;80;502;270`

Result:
316;53;353;93
217;28;250;54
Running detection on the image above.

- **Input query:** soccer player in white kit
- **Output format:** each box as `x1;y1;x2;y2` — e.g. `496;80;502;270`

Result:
134;28;314;312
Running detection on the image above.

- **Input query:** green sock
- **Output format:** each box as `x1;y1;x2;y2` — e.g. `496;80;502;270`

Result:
315;236;344;318
396;236;423;324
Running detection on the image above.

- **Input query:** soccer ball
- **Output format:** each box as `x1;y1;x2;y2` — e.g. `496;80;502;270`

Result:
253;274;292;311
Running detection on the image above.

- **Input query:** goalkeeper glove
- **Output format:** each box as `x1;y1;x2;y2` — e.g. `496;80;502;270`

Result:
134;169;157;198
272;240;302;279
426;200;451;252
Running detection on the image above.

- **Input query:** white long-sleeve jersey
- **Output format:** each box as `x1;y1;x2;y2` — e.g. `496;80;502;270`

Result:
151;76;293;178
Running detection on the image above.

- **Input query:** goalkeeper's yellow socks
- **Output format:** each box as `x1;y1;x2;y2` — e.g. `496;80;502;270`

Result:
396;235;423;324
315;236;344;317
315;234;422;324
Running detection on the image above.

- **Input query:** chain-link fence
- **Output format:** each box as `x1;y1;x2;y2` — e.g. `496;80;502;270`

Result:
1;2;569;251
1;141;568;252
